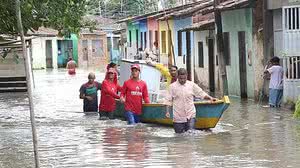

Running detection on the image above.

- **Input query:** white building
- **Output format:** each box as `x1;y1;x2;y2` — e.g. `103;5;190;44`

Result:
268;0;300;102
28;27;59;69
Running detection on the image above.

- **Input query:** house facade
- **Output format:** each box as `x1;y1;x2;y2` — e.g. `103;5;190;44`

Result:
268;0;300;102
216;0;264;99
77;30;108;71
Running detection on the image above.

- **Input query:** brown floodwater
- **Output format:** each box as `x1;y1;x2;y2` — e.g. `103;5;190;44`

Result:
1;69;300;168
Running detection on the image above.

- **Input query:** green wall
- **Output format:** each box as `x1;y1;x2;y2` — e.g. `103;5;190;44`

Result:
70;34;78;63
127;22;139;47
222;8;255;98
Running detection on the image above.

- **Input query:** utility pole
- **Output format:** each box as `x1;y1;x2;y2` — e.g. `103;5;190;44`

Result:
121;0;123;15
214;0;228;95
15;0;40;168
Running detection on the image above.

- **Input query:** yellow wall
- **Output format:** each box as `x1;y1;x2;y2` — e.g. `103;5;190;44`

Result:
158;19;175;55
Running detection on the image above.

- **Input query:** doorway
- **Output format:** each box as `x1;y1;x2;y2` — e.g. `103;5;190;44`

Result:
45;40;53;68
208;38;215;93
238;31;247;98
186;31;192;80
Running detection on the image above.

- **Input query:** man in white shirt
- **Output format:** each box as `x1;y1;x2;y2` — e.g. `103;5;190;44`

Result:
264;56;283;107
165;68;217;133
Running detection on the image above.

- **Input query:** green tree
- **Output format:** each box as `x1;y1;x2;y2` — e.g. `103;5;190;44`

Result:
0;0;90;36
86;0;160;18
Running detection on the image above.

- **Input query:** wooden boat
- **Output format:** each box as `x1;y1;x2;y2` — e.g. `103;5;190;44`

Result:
115;59;230;129
113;96;230;129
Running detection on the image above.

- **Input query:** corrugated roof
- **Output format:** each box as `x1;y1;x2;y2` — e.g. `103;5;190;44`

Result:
216;0;250;10
116;0;205;23
158;0;214;20
27;27;58;36
180;19;215;31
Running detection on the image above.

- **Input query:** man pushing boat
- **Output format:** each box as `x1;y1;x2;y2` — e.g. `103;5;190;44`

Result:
165;68;217;133
120;64;150;125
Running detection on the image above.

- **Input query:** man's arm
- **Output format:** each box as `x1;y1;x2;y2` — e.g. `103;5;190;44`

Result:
142;83;150;103
193;83;217;101
120;82;127;103
102;81;120;99
164;86;173;118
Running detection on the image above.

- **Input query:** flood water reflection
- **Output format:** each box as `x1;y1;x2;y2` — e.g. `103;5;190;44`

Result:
1;69;300;168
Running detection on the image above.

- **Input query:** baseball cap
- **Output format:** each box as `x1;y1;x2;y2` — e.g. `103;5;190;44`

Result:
131;64;140;71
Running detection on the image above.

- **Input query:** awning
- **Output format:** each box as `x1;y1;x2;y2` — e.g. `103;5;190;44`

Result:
180;19;215;32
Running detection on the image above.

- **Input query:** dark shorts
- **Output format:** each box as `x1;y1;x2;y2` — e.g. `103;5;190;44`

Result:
99;111;114;120
125;111;141;125
173;118;196;134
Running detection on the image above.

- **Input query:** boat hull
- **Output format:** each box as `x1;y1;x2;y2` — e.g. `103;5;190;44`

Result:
114;96;230;129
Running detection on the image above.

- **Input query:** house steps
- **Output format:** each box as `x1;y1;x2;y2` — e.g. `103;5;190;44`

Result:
0;77;27;92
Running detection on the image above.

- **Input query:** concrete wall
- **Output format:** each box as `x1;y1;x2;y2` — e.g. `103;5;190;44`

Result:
222;8;255;98
147;18;159;49
126;22;139;59
268;0;300;10
173;17;192;58
138;19;148;50
78;34;108;72
31;37;58;69
159;19;174;66
0;49;26;77
193;30;220;92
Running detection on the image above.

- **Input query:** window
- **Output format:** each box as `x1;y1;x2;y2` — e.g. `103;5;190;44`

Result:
113;37;119;50
92;40;103;57
155;30;158;43
149;30;153;48
161;31;166;54
178;31;182;56
223;32;230;65
168;30;172;54
82;40;88;61
129;30;132;47
284;7;300;30
136;30;138;52
140;32;143;50
144;32;147;49
198;42;204;68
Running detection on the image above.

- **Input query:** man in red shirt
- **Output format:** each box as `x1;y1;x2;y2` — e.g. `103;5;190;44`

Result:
99;68;122;120
120;64;150;124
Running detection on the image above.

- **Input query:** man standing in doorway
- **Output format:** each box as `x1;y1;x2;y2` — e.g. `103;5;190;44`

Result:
120;64;150;124
79;72;101;112
165;68;217;133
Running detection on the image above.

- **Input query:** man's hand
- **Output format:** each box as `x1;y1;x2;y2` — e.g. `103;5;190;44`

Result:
85;96;93;101
120;97;125;103
165;111;170;118
210;97;217;102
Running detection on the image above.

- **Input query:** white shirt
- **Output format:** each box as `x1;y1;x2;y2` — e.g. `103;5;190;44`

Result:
267;65;283;89
165;81;208;123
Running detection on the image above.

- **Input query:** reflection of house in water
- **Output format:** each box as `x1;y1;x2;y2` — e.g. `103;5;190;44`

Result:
77;29;108;71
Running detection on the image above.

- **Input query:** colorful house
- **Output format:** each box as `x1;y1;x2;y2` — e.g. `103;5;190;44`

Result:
57;34;78;68
28;27;59;69
77;29;108;71
216;0;264;99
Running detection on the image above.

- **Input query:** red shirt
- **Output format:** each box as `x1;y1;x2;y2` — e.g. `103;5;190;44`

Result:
99;80;122;112
121;79;150;115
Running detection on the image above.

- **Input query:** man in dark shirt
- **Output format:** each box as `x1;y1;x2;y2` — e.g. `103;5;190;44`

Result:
79;72;101;112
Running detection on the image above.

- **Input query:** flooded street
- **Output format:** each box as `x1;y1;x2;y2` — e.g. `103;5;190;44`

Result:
1;69;300;168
